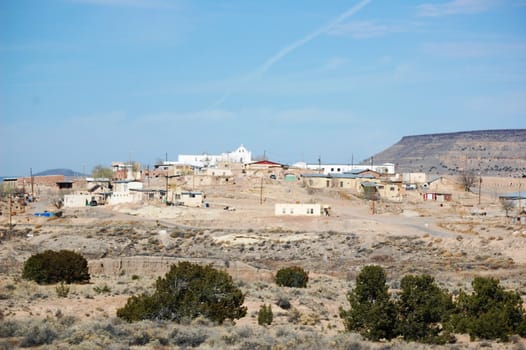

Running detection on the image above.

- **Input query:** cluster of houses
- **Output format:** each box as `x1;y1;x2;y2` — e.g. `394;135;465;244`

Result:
2;145;525;217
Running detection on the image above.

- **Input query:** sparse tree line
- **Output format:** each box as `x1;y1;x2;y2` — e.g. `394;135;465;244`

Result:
21;251;526;345
340;265;526;344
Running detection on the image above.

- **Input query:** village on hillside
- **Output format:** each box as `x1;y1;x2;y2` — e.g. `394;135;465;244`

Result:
1;144;526;349
1;144;525;222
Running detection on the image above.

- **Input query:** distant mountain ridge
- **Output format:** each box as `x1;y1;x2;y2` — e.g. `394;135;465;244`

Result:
33;168;86;177
367;129;526;176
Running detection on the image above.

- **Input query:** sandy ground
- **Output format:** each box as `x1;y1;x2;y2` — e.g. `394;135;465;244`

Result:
1;175;525;348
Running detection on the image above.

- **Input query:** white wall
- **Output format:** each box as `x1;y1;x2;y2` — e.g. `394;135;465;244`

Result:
64;194;94;208
178;145;252;168
275;203;322;216
301;163;395;175
107;192;143;205
201;168;233;176
402;173;427;184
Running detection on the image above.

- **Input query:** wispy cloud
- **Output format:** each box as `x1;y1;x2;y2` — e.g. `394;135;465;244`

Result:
252;0;372;78
209;0;372;108
417;0;497;17
327;20;404;39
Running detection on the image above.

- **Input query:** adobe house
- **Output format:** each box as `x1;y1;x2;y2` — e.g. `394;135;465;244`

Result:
301;173;381;193
421;176;461;192
301;174;331;188
2;178;18;191
422;192;452;202
376;180;405;202
499;192;526;211
169;190;204;207
275;203;330;216
56;181;74;190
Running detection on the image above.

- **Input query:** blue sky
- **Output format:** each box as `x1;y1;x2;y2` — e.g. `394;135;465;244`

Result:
1;0;525;176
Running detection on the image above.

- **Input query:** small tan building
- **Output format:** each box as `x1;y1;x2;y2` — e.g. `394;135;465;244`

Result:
168;190;204;207
275;203;330;216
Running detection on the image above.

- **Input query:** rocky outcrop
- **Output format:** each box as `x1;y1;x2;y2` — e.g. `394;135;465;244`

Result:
368;129;526;176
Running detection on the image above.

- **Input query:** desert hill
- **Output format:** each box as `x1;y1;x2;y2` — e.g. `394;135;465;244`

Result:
33;168;85;177
367;129;526;176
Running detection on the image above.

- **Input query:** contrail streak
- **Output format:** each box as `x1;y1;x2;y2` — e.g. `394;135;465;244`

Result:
209;0;372;108
253;0;372;78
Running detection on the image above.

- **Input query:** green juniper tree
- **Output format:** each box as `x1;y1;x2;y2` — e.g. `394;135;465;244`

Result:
451;276;525;341
117;261;247;324
340;265;398;341
397;274;454;344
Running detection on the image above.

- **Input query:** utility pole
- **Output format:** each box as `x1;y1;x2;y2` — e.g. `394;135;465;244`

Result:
165;174;168;205
30;167;34;198
318;156;321;174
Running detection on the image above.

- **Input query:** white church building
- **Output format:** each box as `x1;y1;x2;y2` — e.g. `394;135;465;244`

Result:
178;145;252;168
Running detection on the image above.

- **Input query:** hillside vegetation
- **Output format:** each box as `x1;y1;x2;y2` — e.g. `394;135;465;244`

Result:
368;129;526;176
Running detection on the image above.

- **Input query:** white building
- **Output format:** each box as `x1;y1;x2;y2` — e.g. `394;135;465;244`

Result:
275;203;330;216
402;172;427;184
178;145;251;168
64;180;144;208
168;190;204;207
292;162;395;175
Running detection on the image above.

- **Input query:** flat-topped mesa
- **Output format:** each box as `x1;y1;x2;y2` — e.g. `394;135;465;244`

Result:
368;129;526;176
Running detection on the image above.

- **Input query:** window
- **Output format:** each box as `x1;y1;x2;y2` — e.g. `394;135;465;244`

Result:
282;208;286;214
390;186;395;191
290;209;294;214
331;168;334;172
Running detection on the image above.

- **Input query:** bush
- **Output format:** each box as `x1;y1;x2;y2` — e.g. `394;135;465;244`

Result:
117;261;247;324
450;276;525;341
19;325;57;348
93;284;111;294
55;282;70;298
258;304;273;326
275;266;309;288
22;250;90;284
397;274;454;344
276;296;291;310
170;328;208;347
340;265;398;341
